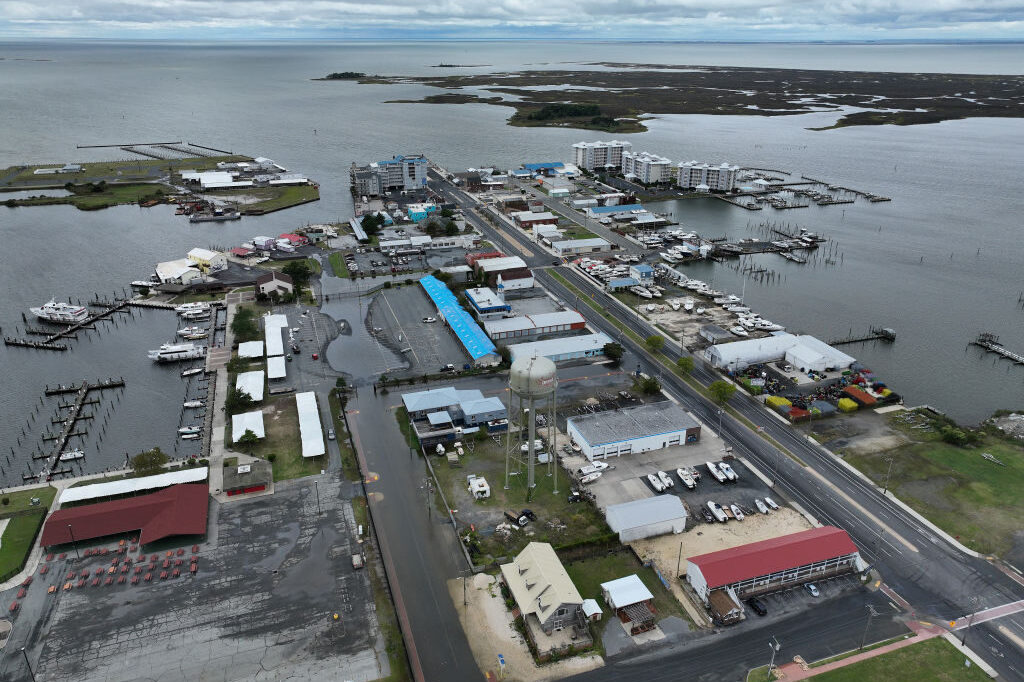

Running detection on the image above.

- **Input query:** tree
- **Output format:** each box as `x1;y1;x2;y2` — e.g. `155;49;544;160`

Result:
633;375;661;395
444;220;459;236
645;335;664;353
603;342;624;364
231;306;259;342
709;380;737;405
226;355;248;373
281;261;312;289
225;386;255;415
360;213;384;236
497;345;512;367
131;447;169;477
237;429;259;452
676;356;694;375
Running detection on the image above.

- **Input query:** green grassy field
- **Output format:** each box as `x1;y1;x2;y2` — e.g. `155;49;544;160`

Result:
0;511;47;581
847;429;1024;555
805;637;990;682
236;396;326;482
4;183;174;210
328;251;350;278
3;155;248;186
558;223;597;240
0;486;56;517
207;184;320;214
564;550;690;645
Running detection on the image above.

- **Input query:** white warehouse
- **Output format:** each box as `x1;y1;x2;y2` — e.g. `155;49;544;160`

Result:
703;333;855;372
566;401;702;460
606;496;687;542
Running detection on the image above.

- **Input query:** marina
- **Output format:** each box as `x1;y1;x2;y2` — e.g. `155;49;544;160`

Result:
970;333;1024;366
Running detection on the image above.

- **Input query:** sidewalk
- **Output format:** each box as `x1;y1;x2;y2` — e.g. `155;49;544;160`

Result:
772;620;995;680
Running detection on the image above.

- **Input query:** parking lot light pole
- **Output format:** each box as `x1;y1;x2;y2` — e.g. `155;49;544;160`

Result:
676;541;683;579
882;456;895;495
314;480;322;515
67;523;80;560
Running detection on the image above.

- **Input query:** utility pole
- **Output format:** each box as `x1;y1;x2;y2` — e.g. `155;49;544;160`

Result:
67;524;80;560
882;456;895;495
21;647;37;682
961;596;979;646
860;604;879;649
314;480;322;515
676;541;683;579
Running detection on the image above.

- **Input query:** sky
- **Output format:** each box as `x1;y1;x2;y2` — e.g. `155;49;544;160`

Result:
0;0;1022;40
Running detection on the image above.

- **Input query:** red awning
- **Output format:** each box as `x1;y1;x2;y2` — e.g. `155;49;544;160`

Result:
689;526;858;588
41;484;209;547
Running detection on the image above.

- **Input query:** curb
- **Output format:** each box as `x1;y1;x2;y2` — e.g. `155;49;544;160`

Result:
942;633;998;678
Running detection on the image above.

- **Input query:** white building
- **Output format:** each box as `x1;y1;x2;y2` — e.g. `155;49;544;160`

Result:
566;401;702;460
677;161;739;192
606;496;688;542
507;332;612;364
295;391;325;458
572;140;633;171
551;238;612;256
621;151;672;184
235;371;265;402
155;259;202;285
703;333;855;372
232;411;266;443
352;154;428;195
186;248;228;273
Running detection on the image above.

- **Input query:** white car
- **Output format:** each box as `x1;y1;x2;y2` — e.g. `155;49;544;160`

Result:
422;317;437;323
805;583;820;597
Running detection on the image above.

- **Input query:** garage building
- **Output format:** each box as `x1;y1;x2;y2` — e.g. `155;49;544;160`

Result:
551;238;612;256
567;401;702;460
507;332;611;364
605;496;687;542
482;311;586;341
465;287;512;319
703;333;855;372
686;526;863;609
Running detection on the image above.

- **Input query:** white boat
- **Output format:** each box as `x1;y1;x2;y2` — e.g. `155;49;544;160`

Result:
178;426;202;435
695;307;706;315
725;305;750;313
647;473;665;493
631;286;653;299
180;433;201;440
755;320;785;331
676;468;696;489
668;299;681;311
706;461;727;483
719;462;738;481
755;498;770;514
175;302;211;314
183;400;205;409
580;472;602;485
684;298;695;312
183;332;208;340
130;280;157;288
30;299;90;324
180;310;212;321
707;501;728;523
645;304;658;313
148;343;206;362
649;288;662;298
714;295;743;305
764;496;780;511
730;326;750;337
657;470;674;488
730;504;745;521
181;367;203;377
660;252;678;264
177;326;207;337
59;448;84;461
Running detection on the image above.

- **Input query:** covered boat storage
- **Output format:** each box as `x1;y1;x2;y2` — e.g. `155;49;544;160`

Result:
296;391;325;458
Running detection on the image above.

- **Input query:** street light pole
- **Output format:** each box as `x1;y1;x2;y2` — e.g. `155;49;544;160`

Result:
882;456;895;495
961;597;979;646
314;480;322;515
67;523;79;560
676;541;683;579
860;605;879;649
21;647;37;682
766;637;780;681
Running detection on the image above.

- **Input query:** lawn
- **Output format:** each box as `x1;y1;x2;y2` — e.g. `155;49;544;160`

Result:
328;388;361;482
4;183;174;210
0;486;56;517
427;433;611;560
807;637;990;682
559;223;597;240
207;184;320;214
263;257;322;275
564;550;689;640
3;155;248;186
235;395;325;482
328;252;350;278
0;511;47;582
847;433;1024;556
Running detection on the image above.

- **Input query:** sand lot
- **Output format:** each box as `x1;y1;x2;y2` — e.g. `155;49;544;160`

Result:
448;573;603;682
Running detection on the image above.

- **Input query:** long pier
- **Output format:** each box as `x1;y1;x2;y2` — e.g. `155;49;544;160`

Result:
970;333;1024;365
4;300;130;351
77;141;182;149
829;327;897;346
32;379;126;479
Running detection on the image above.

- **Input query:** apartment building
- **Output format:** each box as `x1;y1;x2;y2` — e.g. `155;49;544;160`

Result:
349;154;428;196
677;161;740;192
622;151;673;184
572;140;633;171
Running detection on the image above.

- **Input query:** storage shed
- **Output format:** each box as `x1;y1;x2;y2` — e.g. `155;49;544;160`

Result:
605;496;687;542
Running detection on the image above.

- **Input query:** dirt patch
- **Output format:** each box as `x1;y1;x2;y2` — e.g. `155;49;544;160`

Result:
448;573;603;682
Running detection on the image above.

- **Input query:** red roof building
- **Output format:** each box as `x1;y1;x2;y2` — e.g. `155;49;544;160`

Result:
685;526;861;605
230;247;253;257
41;484;209;547
278;233;309;246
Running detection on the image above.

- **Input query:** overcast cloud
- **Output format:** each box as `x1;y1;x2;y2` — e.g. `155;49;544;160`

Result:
1;0;1022;39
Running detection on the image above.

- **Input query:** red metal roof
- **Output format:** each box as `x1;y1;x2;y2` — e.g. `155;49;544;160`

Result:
688;526;858;588
41;484;209;547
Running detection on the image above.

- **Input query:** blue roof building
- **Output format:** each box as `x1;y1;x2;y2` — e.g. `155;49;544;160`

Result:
587;203;644;215
629;264;654;281
522;162;564;172
419;276;501;365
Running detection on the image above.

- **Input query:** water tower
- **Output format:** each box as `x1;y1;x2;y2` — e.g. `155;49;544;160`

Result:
505;354;558;500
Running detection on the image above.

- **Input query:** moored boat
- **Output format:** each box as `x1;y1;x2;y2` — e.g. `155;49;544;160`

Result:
30;299;90;324
183;400;205;409
178;426;202;435
148;343;206;362
59;448;84;461
181;367;204;378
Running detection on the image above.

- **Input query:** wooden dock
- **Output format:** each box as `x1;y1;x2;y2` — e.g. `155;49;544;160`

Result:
970;333;1024;365
33;379;126;480
830;327;897;346
45;378;125;396
4;300;130;351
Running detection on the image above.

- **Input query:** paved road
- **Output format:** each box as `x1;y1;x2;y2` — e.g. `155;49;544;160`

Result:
428;171;1024;681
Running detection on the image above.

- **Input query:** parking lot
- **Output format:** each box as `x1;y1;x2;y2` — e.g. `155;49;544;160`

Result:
370;285;471;377
340;245;428;277
12;478;386;682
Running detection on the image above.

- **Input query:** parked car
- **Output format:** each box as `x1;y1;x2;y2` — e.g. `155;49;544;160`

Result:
327;428;335;440
746;597;768;617
422;317;437;323
805;583;820;597
440;364;455;372
312;353;319;360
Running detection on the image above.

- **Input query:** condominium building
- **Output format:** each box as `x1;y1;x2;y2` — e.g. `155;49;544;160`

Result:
677;161;740;192
622;151;673;184
572;140;633;171
350;154;428;196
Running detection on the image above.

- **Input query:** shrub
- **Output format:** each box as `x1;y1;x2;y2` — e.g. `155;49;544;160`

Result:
267;454;277;462
1;497;8;506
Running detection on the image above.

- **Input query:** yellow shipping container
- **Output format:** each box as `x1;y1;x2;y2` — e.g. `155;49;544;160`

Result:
838;398;858;412
765;396;791;408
